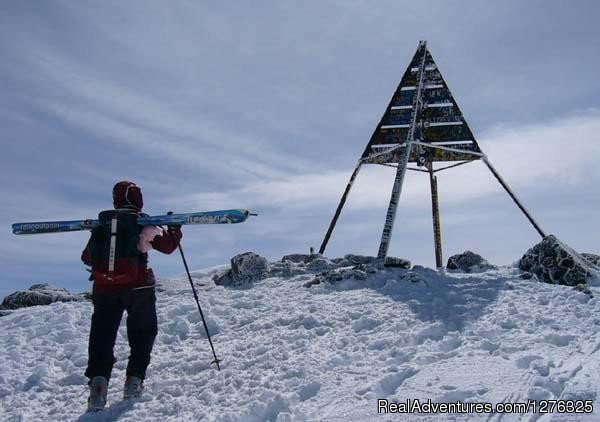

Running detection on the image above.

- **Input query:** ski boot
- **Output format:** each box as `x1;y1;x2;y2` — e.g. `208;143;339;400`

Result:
123;375;144;399
87;376;108;412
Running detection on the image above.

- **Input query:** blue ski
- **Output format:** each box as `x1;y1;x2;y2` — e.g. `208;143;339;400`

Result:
12;209;253;235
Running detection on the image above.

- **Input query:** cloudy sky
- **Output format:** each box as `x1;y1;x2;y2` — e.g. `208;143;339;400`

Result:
1;1;599;298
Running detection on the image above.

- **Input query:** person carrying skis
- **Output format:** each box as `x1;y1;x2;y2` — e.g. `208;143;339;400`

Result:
82;180;182;412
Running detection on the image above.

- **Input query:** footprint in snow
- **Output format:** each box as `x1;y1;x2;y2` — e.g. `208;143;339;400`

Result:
376;367;419;396
352;316;381;333
298;381;321;401
437;335;462;352
435;387;488;402
479;340;499;353
544;333;576;347
514;355;544;370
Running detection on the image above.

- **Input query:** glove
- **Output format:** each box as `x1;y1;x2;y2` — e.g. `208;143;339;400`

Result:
167;224;182;238
165;211;182;238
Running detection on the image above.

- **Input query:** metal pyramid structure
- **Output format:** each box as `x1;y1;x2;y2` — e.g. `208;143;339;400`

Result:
361;40;482;165
319;41;545;267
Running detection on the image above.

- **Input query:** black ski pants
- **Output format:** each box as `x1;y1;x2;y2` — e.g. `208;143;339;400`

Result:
85;287;158;382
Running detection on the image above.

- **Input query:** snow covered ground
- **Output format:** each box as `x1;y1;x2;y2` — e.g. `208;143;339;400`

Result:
1;263;599;421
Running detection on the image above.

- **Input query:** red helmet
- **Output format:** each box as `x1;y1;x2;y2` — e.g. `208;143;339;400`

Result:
113;181;143;211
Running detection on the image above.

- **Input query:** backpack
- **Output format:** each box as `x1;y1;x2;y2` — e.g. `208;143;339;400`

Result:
88;209;147;285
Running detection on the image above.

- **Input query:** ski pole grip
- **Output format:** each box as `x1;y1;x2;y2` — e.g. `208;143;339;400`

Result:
166;211;182;230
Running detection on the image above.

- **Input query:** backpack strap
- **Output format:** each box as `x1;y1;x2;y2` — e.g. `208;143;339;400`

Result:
108;214;118;277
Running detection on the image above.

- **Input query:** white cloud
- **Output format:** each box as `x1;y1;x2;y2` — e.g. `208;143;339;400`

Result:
20;40;314;182
163;110;600;214
484;110;600;182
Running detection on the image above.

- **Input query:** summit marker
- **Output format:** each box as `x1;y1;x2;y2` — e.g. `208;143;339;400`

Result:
319;41;545;267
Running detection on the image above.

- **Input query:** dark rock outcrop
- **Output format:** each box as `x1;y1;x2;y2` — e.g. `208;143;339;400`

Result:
281;254;311;264
446;251;496;273
213;252;270;287
518;235;590;286
269;260;308;277
384;256;411;269
343;254;379;265
304;264;370;288
305;256;337;272
0;283;84;310
400;271;427;284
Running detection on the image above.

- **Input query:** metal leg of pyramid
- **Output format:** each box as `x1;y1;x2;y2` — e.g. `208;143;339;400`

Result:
319;162;362;255
377;143;413;259
482;156;546;238
428;163;443;269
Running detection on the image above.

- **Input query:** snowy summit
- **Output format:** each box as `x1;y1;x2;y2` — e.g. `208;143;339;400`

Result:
1;256;599;421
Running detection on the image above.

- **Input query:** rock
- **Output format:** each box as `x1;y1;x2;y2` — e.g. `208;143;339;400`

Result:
352;269;368;280
366;260;387;272
306;256;336;272
333;259;351;268
303;278;322;288
281;254;311;263
323;270;346;283
0;283;84;310
400;271;427;284
520;272;537;281
384;256;411;269
574;283;593;296
364;266;379;274
518;235;589;286
231;252;270;277
582;253;600;267
303;264;371;287
446;251;497;273
213;252;270;287
269;260;307;277
213;270;244;287
343;254;378;265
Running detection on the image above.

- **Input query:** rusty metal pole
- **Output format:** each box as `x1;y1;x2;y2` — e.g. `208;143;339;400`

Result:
427;162;443;269
319;162;362;254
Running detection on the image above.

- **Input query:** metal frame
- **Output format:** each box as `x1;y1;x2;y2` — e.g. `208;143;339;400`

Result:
319;41;546;266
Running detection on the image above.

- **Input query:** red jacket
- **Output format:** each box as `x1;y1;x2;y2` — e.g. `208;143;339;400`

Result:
82;225;182;294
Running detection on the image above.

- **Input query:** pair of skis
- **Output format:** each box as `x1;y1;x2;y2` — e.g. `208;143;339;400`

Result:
12;209;253;235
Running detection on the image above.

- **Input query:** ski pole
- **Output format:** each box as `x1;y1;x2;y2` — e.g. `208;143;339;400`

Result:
176;239;222;370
